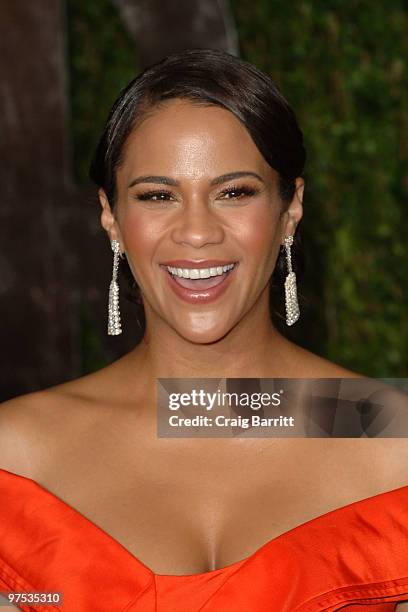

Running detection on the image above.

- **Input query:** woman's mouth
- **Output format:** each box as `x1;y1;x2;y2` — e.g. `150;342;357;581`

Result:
160;262;239;304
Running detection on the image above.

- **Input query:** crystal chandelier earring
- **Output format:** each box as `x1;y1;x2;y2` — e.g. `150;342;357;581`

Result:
107;239;122;335
283;235;300;326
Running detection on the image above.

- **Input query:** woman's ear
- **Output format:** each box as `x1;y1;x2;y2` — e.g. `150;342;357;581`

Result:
99;189;124;247
282;177;304;241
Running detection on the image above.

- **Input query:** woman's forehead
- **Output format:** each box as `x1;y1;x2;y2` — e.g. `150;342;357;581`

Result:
118;99;274;182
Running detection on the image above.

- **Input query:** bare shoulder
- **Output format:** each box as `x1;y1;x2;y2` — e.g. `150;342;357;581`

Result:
0;359;128;478
0;386;57;469
296;345;408;418
284;339;364;378
284;340;408;485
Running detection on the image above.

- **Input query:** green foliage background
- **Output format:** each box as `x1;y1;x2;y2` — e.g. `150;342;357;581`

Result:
66;0;407;376
66;0;136;184
230;0;407;376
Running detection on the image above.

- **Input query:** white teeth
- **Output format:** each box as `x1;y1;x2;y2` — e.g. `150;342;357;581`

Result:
165;263;235;279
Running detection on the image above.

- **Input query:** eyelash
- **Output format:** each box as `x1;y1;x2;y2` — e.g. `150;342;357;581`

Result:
135;184;259;202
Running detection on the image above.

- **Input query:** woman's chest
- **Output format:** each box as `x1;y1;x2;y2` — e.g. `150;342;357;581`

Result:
35;436;405;576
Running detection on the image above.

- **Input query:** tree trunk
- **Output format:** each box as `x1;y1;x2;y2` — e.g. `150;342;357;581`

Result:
0;1;74;399
113;0;238;67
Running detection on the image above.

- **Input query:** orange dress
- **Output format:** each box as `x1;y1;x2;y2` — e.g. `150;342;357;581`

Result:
0;468;407;611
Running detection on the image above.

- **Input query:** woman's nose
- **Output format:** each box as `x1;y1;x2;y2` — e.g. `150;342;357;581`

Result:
170;201;225;248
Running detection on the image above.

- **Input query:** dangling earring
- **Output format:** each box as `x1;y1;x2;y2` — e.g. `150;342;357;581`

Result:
107;239;122;335
283;235;300;326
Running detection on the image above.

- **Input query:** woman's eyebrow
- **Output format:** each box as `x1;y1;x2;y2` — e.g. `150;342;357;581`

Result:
127;171;264;189
211;171;264;185
128;175;177;188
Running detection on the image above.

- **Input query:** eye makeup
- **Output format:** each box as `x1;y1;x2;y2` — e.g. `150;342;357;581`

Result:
133;183;260;203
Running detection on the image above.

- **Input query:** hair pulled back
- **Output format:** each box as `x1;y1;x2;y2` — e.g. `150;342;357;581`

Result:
90;48;306;331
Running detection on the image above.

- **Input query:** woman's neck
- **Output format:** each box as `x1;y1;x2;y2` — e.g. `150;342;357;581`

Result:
130;313;296;381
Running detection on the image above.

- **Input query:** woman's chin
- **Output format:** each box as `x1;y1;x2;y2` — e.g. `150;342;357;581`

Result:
173;321;233;345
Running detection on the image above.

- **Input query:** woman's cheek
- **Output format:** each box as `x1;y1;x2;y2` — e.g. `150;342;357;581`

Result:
238;205;279;260
120;211;160;260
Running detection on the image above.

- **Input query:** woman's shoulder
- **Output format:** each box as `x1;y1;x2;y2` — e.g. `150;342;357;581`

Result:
0;367;109;418
280;338;364;378
0;364;122;478
0;388;56;478
0;354;131;417
292;342;406;408
0;351;150;476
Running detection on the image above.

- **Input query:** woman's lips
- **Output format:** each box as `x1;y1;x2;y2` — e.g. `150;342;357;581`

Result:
162;264;238;304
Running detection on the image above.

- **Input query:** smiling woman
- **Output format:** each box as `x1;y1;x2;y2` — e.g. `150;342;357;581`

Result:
92;69;305;342
96;93;303;342
0;49;407;611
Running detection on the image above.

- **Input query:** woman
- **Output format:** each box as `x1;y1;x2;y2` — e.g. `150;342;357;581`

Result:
0;49;407;611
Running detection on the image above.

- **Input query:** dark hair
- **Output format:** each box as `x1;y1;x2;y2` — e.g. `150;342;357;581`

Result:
90;48;306;332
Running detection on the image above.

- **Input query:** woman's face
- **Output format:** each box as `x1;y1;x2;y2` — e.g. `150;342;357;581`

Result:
100;98;303;343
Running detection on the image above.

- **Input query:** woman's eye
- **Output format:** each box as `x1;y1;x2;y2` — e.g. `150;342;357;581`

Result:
219;185;258;200
136;191;174;201
134;185;258;203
